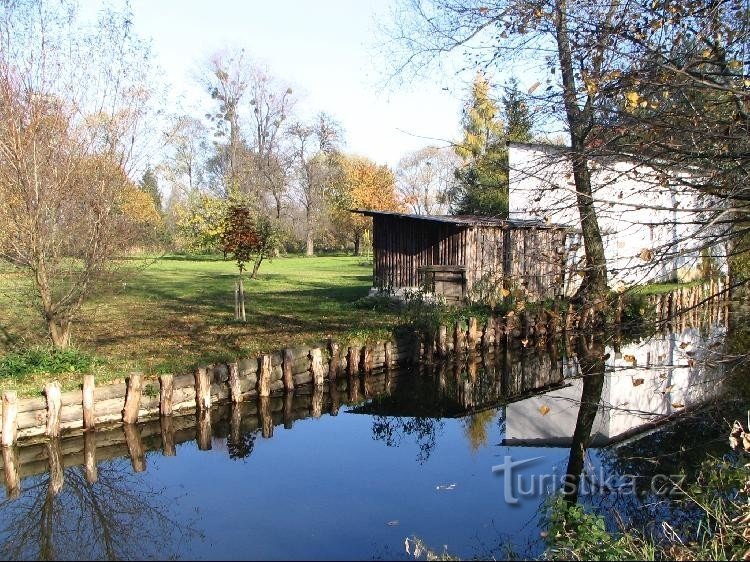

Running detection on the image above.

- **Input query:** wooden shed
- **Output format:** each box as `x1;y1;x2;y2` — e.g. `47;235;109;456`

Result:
353;210;573;303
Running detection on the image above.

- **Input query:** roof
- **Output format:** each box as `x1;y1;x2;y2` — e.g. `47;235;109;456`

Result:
350;209;567;230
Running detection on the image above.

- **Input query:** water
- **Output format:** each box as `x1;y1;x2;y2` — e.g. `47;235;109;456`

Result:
0;323;743;560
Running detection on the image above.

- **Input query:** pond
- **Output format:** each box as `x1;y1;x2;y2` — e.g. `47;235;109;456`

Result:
0;320;745;560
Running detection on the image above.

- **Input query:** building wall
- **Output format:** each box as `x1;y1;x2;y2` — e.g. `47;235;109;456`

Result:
508;143;724;287
371;214;568;301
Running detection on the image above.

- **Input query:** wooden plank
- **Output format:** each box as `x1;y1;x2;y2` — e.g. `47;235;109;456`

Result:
83;375;96;430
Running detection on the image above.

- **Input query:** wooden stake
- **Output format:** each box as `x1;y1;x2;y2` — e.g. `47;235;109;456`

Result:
122;373;142;424
238;276;246;322
228;362;242;403
231;402;243;443
123;423;146;472
2;446;19;499
195;366;211;410
1;391;17;447
384;341;393;369
161;415;176;457
328;342;340;381
159;374;174;416
438;325;448;357
84;429;98;483
348;377;360;403
44;382;62;438
282;348;296;391
329;381;340;416
258;355;272;397
310;348;325;387
360;345;373;375
47;438;64;497
196;410;212;451
481;319;491;348
82;375;96;430
467;317;478;349
453;322;463;354
347;346;359;377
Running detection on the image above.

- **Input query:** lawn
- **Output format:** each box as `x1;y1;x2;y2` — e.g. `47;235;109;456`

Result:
0;254;400;395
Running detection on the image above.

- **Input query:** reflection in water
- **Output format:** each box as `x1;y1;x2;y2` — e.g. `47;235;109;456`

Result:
0;321;735;560
0;457;200;560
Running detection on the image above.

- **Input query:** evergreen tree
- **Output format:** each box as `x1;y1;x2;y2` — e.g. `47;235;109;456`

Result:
139;167;162;213
452;74;532;217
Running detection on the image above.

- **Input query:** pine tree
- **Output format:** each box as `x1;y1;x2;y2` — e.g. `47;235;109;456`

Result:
139;167;162;213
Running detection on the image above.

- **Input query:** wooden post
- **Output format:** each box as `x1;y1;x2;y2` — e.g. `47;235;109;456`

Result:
438;325;448;357
84;429;98;483
384;341;393;369
1;391;17;448
122;372;142;424
467;353;478;383
467;317;478;349
282;349;296;392
360;345;373;375
161;415;176;457
2;446;19;499
347;346;359;377
310;348;325;387
195;366;211;410
44;382;62;438
328;342;340;381
196;410;212;451
311;386;323;419
47;438;64;497
283;392;294;429
453;321;463;354
259;396;273;438
159;374;174;416
228;362;242;403
258;354;272;397
123;423;146;472
481;319;491;349
82;375;96;430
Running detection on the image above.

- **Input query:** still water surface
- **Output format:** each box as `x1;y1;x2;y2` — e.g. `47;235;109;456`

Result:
0;323;742;560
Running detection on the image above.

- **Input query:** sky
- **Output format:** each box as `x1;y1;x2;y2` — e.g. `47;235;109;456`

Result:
111;0;476;168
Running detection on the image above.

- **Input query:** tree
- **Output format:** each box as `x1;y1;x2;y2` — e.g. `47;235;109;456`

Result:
396;146;458;215
288;113;343;256
139;167;162;212
329;154;402;255
0;0;154;348
451;74;533;217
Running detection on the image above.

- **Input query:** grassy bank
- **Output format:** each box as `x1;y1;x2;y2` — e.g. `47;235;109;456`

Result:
0;255;399;395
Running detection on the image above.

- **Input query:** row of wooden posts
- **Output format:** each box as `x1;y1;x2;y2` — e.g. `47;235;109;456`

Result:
0;282;727;449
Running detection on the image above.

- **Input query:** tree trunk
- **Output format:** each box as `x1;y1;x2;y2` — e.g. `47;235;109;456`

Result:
555;0;609;306
354;231;362;256
305;228;314;257
48;319;71;349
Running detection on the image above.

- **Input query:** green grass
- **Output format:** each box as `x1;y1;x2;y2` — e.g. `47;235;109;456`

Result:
630;279;705;296
0;254;399;396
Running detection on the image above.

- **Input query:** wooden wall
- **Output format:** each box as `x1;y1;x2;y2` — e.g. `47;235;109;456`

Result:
371;215;567;300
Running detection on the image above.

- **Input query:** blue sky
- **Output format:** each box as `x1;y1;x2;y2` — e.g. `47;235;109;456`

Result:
118;0;473;166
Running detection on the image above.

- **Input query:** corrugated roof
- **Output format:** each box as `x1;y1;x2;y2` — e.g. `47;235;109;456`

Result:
350;209;566;229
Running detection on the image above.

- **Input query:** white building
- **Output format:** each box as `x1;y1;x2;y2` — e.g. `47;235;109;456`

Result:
508;142;724;288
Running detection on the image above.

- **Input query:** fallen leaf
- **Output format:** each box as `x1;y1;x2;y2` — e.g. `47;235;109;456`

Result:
672;402;685;409
528;81;541;94
501;288;510;297
664;385;674;393
632;378;644;386
539;405;551;416
623;354;636;363
679;341;689;349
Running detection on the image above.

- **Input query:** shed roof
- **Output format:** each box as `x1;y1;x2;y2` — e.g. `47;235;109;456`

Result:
351;209;565;229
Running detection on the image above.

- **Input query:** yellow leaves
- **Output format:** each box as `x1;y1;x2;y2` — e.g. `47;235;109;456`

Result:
632;378;644;387
501;288;510;298
625;91;640;107
584;79;598;96
119;184;161;226
728;59;743;70
538;405;550;416
623;354;636;363
639;248;654;262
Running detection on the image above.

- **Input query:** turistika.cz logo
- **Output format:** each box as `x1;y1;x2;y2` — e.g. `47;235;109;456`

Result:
491;455;685;504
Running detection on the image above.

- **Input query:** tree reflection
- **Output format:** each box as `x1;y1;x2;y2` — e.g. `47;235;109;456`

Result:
0;459;201;560
563;335;606;504
371;416;444;464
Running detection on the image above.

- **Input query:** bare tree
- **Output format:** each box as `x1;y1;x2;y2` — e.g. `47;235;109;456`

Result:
288;113;343;256
396;146;459;214
0;0;154;347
